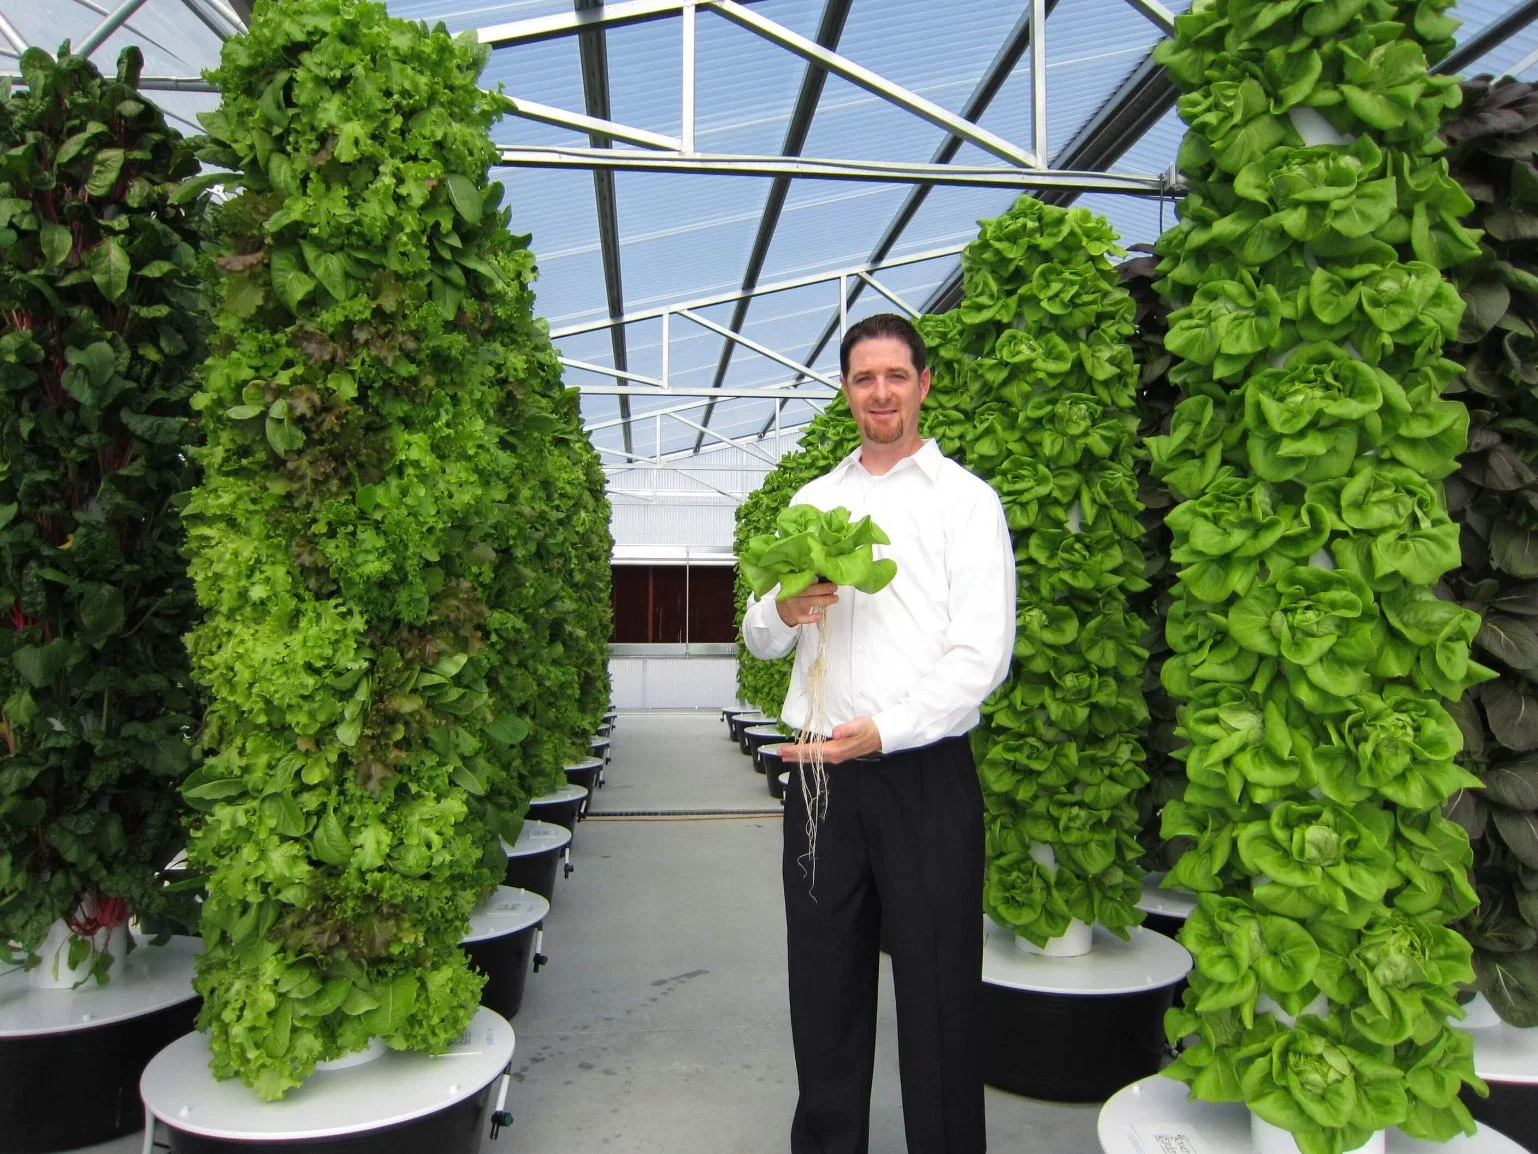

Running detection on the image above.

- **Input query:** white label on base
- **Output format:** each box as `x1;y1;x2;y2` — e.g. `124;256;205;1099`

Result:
1129;1122;1213;1154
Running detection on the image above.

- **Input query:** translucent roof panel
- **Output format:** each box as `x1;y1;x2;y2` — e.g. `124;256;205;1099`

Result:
12;0;1538;467
13;0;223;136
1450;0;1538;78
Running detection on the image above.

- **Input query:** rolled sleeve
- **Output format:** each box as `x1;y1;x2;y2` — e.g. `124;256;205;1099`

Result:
870;488;1016;753
742;590;800;660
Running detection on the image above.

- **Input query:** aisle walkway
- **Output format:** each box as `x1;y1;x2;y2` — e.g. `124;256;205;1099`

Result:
80;711;1103;1154
504;709;1103;1153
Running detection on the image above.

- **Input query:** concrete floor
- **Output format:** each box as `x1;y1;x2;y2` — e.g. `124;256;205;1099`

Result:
77;709;1104;1154
502;709;1102;1154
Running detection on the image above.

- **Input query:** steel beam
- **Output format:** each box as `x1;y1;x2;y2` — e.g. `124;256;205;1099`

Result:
560;358;666;388
856;273;919;318
691;0;852;452
509;97;682;150
479;0;766;49
179;0;236;42
681;1;697;152
199;0;246;31
1435;1;1538;75
760;4;1057;435
597;451;744;500
575;0;634;457
586;391;827;432
675;308;839;386
666;411;780;464
496;147;1164;189
67;0;190;58
711;0;1038;169
1031;0;1048;166
550;242;966;338
601;421;816;467
1121;0;1176;35
0;71;221;92
77;0;150;58
1510;39;1538;76
574;384;838;399
0;13;28;53
134;75;219;92
922;49;1178;315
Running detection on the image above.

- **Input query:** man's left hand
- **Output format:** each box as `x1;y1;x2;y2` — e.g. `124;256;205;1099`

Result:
780;716;883;765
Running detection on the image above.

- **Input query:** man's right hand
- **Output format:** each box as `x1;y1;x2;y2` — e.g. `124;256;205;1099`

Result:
776;581;839;627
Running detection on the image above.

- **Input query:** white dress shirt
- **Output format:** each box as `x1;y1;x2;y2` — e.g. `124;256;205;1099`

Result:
741;439;1017;754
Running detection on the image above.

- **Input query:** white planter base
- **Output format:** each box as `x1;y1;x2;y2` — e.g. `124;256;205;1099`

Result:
316;1037;387;1072
1252;1113;1383;1154
1460;992;1503;1032
28;919;128;989
1015;918;1093;958
1100;1074;1525;1154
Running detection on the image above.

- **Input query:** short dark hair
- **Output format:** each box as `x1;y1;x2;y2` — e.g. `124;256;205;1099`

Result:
839;312;927;378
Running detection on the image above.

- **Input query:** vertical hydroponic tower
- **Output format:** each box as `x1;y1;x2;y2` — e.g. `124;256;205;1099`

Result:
919;196;1151;950
1441;75;1538;1031
0;46;204;979
181;0;584;1098
1151;1;1491;1149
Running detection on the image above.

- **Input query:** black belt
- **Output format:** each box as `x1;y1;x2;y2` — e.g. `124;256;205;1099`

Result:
835;735;969;765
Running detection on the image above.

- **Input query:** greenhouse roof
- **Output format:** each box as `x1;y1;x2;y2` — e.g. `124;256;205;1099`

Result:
8;0;1538;475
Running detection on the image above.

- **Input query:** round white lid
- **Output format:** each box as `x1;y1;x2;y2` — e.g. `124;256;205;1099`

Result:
141;1006;514;1141
564;756;602;773
529;783;587;805
589;737;609;747
1137;876;1197;920
744;726;784;738
1465;1018;1538;1085
1097;1073;1525;1153
462;887;549;944
739;713;775;724
0;935;199;1037
981;920;1191;995
501;819;573;858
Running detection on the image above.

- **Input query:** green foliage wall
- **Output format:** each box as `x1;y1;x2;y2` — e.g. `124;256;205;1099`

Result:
1150;1;1491;1148
0;47;204;974
1120;249;1188;875
180;0;605;1099
481;318;613;809
1442;75;1538;1028
732;399;858;717
918;198;1150;947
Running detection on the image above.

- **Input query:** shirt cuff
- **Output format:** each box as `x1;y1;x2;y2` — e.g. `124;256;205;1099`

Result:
870;706;917;756
744;593;798;655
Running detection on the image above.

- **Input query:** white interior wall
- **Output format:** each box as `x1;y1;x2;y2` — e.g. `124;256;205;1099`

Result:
603;431;807;709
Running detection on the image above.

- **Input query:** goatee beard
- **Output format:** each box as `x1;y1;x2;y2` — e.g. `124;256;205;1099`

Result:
862;417;904;445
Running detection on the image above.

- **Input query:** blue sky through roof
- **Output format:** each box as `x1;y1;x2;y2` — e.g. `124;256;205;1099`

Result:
11;0;1538;461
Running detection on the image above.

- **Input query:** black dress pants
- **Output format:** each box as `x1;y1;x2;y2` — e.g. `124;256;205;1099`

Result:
782;736;984;1154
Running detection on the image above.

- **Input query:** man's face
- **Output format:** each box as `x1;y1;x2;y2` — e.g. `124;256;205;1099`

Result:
842;335;931;447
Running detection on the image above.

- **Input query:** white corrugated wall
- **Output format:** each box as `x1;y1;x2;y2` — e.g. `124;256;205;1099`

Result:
603;431;810;707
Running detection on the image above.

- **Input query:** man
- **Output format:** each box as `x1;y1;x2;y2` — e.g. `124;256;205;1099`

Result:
742;313;1016;1154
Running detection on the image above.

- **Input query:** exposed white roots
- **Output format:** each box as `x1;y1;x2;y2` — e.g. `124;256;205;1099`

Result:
794;611;832;896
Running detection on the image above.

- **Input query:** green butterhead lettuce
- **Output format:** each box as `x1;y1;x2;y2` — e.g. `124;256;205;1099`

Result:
920;196;1151;948
1152;1;1487;1146
739;504;897;601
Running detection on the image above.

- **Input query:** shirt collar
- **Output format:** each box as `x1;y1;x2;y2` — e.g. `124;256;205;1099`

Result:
832;438;943;483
